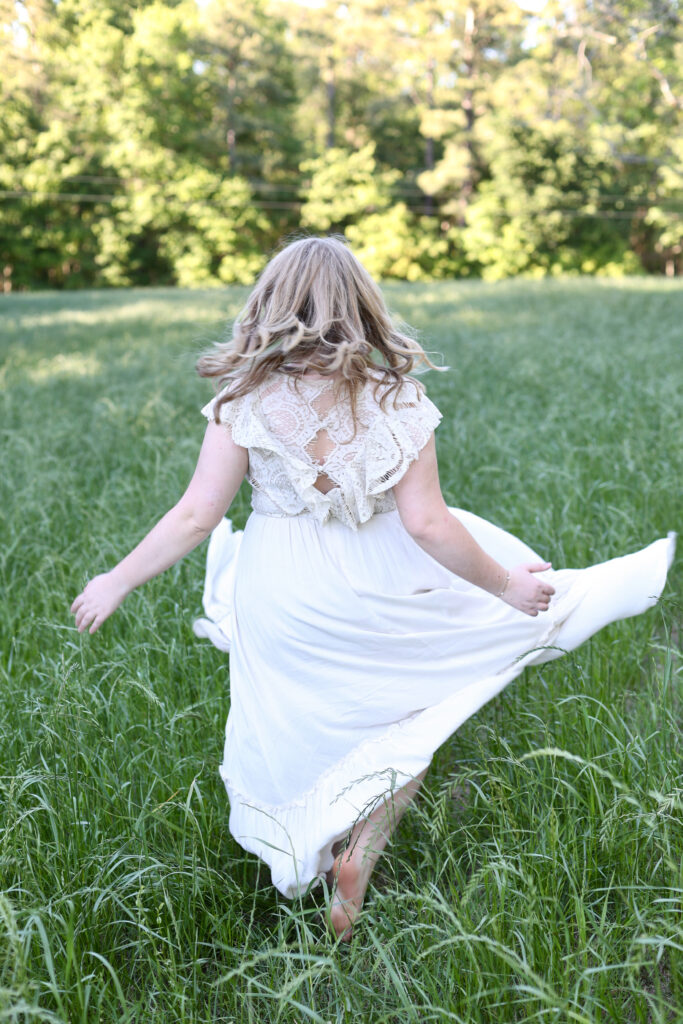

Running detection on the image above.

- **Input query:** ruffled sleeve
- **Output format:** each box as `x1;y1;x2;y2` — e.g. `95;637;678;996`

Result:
364;390;442;496
201;386;252;444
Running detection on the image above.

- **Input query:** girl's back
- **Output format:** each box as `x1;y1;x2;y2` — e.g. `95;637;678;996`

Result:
203;370;442;529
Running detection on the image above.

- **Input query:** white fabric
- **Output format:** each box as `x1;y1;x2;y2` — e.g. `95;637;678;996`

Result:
194;373;676;899
201;373;442;529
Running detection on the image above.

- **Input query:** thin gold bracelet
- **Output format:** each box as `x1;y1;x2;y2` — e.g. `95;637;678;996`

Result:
498;570;510;598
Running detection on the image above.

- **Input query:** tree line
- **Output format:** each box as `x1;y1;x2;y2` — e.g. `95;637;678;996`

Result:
1;0;681;290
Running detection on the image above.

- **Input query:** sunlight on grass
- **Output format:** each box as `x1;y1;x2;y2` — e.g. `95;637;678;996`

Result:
26;351;103;381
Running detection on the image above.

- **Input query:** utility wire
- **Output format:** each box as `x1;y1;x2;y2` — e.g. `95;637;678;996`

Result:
56;174;683;202
0;190;681;219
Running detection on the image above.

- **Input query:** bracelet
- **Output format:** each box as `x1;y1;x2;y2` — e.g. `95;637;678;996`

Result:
497;570;510;598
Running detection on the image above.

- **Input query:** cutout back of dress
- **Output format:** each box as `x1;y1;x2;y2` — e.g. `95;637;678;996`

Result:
259;376;360;496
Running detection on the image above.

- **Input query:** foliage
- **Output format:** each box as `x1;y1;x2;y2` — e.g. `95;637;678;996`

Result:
0;0;681;288
347;203;453;281
299;143;399;232
460;117;643;280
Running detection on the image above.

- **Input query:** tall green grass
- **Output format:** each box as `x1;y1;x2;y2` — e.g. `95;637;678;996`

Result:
1;278;681;1022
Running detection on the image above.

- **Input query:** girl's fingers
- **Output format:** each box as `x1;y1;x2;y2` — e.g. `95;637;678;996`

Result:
76;606;94;632
75;603;108;633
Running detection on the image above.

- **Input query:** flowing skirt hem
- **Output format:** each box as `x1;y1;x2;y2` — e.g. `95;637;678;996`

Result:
219;531;675;899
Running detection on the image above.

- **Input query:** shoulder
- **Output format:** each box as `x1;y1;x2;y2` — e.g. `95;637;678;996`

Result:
367;374;440;419
201;376;270;424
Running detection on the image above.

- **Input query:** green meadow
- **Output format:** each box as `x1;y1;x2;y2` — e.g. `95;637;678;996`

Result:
0;278;681;1023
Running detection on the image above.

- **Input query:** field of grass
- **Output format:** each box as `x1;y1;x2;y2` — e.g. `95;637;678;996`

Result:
0;277;681;1023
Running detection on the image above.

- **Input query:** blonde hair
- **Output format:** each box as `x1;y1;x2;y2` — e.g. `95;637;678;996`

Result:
196;235;440;420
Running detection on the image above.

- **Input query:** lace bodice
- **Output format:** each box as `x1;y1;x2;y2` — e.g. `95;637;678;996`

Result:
201;372;442;530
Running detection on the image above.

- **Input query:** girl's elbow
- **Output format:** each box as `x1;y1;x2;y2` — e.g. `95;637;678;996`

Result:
399;507;450;544
190;505;226;535
188;515;216;538
177;500;223;537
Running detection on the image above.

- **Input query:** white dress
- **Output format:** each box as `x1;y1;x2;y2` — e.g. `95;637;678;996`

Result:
193;372;675;899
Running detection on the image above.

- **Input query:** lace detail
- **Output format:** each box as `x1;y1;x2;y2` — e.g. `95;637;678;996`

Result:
201;373;442;529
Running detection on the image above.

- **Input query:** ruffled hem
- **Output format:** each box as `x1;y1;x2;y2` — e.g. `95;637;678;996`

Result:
221;642;556;900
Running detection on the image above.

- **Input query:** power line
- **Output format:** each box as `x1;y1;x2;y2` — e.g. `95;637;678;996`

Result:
56;174;683;202
0;189;304;209
0;190;118;203
0;190;680;220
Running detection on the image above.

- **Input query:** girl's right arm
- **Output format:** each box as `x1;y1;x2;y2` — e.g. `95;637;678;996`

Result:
71;421;248;634
392;435;555;617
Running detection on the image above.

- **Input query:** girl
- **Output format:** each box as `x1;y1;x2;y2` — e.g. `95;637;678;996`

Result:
71;235;675;942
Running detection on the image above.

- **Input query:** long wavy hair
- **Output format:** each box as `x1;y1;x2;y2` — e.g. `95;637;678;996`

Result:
196;235;441;422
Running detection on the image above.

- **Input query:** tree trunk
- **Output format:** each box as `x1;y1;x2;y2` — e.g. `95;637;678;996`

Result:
424;57;435;214
325;54;336;149
226;70;237;170
457;4;477;226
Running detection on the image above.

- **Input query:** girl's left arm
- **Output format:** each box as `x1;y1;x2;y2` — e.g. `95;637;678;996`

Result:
71;422;248;634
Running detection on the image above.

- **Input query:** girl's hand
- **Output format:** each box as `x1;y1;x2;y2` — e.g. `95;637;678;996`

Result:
70;572;129;634
501;562;555;617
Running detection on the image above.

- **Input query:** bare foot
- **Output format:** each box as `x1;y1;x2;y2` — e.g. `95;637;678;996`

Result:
324;769;429;942
327;849;369;942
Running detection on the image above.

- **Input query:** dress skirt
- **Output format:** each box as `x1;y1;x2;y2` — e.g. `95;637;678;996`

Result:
192;508;675;899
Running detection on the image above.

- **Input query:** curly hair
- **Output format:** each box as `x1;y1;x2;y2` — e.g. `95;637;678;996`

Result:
196;234;442;421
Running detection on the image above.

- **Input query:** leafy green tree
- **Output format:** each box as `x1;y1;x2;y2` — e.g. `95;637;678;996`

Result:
454;0;681;277
0;0;41;291
412;1;529;226
346;204;453;280
195;0;301;180
460;118;641;279
299;140;455;281
0;0;680;287
95;1;271;285
0;0;128;288
299;143;399;232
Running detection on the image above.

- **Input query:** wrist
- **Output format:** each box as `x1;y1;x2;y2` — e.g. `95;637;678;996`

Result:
109;565;135;598
497;569;510;599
